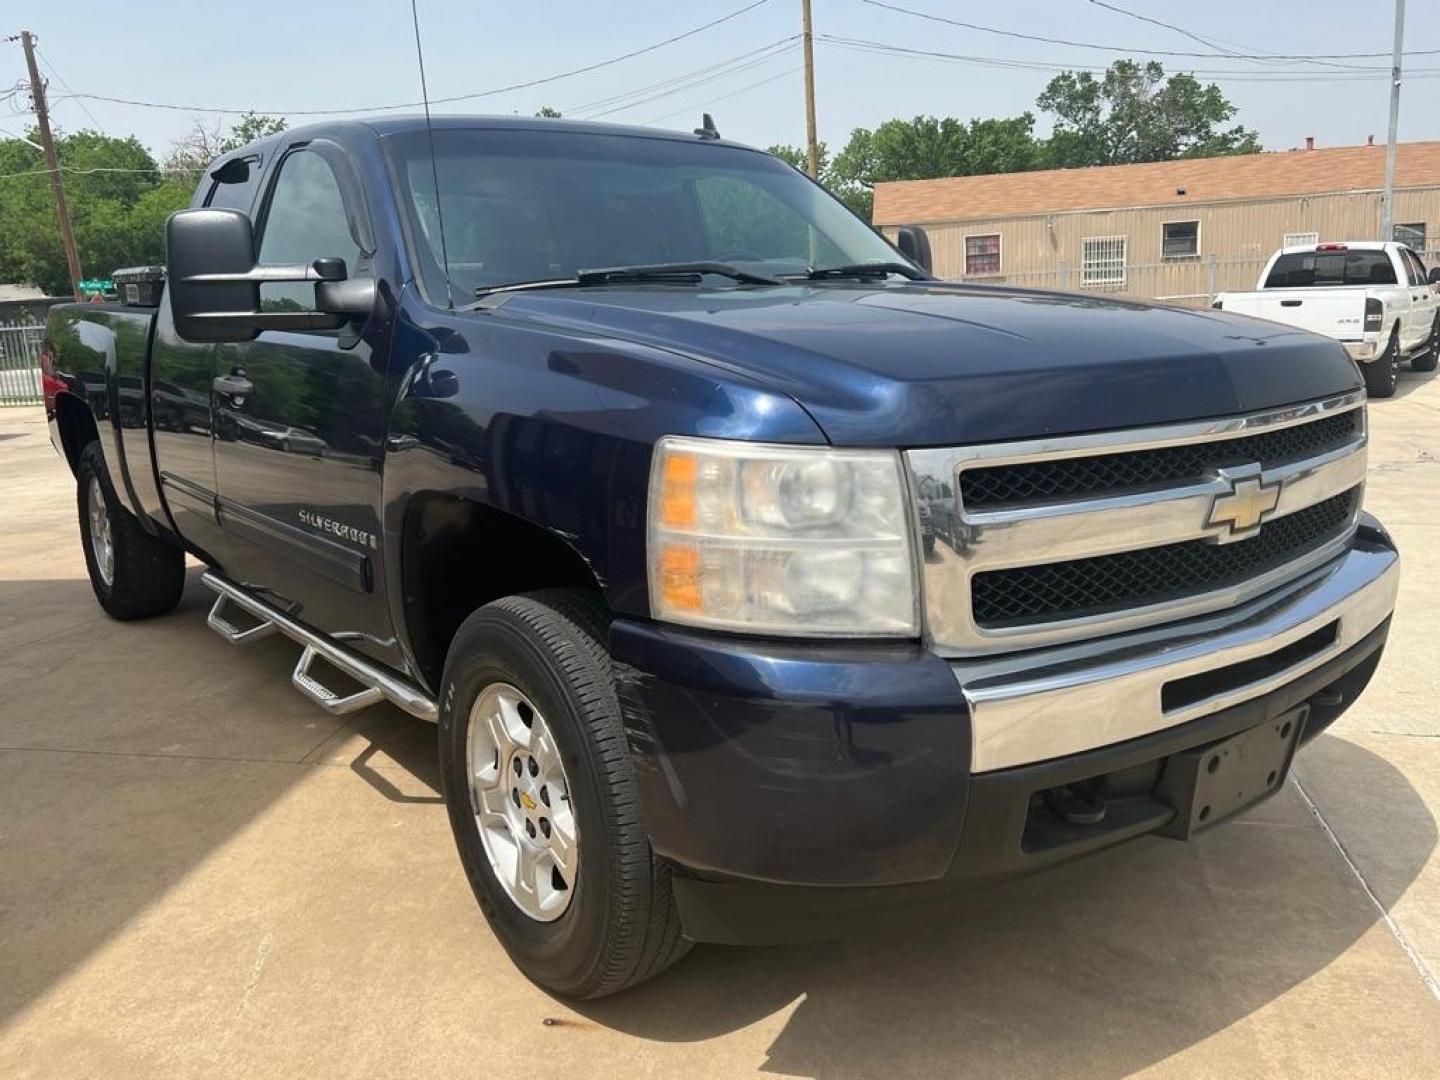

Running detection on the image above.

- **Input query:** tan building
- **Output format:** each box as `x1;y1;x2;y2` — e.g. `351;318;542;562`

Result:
873;141;1440;307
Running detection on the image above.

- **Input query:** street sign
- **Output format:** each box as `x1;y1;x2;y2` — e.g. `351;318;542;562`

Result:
78;278;113;292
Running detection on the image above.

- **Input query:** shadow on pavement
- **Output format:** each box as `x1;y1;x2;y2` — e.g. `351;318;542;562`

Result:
0;570;1434;1077
1389;365;1437;400
576;735;1435;1078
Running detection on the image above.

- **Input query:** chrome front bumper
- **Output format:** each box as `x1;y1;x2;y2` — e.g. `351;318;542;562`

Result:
953;537;1398;772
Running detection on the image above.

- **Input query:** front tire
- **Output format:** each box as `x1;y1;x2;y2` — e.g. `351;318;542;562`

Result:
1363;328;1400;398
76;442;185;619
438;590;689;998
1412;315;1439;373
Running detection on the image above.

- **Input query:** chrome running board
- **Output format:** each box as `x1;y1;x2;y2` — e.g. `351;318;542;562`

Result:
202;571;438;723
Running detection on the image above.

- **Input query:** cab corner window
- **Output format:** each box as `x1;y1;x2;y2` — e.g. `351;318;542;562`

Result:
204;157;261;213
256;150;362;313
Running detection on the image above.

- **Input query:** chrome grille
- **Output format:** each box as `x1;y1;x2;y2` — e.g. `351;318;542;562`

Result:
961;410;1360;509
906;392;1368;655
972;488;1359;627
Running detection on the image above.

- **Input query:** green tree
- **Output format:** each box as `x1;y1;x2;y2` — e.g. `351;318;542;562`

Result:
1038;60;1260;167
535;106;563;118
0;128;178;294
165;113;287;183
220;112;287;153
825;115;1041;221
765;143;828;175
0;113;289;294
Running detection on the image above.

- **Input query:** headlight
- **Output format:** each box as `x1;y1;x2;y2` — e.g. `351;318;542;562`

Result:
647;436;919;636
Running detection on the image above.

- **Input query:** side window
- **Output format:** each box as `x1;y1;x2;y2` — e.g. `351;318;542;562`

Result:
256;149;362;312
204;157;261;213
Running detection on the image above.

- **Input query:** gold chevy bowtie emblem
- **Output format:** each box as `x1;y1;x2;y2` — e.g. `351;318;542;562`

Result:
1207;474;1282;536
519;791;537;812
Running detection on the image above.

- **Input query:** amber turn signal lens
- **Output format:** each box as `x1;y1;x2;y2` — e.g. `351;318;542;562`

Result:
659;452;697;528
657;544;702;611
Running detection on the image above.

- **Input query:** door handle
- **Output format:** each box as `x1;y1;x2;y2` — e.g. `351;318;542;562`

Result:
212;374;254;399
1280;299;1302;307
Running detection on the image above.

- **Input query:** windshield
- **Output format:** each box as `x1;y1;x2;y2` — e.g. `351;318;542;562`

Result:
385;128;912;303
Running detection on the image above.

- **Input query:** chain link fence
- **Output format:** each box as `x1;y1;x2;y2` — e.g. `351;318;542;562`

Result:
950;247;1440;309
954;254;1270;309
0;317;45;407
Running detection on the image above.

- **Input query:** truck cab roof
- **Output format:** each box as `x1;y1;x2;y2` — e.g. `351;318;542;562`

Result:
208;113;758;178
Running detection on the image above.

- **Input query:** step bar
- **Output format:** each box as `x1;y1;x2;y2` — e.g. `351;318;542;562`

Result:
202;571;438;723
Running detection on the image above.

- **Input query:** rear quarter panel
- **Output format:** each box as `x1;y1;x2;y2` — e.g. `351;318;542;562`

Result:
44;303;165;528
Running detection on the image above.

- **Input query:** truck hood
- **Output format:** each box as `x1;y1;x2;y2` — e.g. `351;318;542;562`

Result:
486;282;1362;446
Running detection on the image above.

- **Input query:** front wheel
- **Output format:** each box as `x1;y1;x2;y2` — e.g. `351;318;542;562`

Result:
1363;329;1400;398
1412;315;1440;373
76;442;185;619
438;590;689;998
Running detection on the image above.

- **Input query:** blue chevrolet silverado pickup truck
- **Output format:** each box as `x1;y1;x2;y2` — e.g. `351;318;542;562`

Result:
42;116;1399;998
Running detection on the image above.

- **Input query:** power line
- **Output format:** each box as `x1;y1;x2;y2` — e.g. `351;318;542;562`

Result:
859;0;1440;61
36;48;104;126
644;64;802;126
47;0;773;117
818;35;1440;82
563;36;798;117
1084;0;1378;72
574;41;801;119
0;163;185;180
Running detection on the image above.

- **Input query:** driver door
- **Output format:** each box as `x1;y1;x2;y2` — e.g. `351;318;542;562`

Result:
211;141;394;654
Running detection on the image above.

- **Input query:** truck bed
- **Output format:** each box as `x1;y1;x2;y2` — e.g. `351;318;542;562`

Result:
1216;289;1366;340
45;301;161;524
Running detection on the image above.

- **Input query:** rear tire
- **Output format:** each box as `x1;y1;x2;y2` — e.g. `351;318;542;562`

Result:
76;442;185;619
1412;315;1439;373
1363;329;1400;398
438;589;690;998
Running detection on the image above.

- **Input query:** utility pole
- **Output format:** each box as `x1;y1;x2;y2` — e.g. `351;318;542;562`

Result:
1380;0;1404;242
801;0;818;179
14;30;83;299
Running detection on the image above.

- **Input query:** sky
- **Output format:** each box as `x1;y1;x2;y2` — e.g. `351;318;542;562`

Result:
5;0;1438;165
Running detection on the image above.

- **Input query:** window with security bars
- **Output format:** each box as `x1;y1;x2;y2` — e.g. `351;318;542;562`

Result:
1283;231;1320;248
1081;235;1126;288
1161;221;1199;260
1394;222;1427;251
964;233;1001;275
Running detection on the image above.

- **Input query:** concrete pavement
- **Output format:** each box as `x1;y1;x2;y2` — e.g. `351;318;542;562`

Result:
1;369;1438;1078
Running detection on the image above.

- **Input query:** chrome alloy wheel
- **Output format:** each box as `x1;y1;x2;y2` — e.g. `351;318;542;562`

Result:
87;476;114;586
466;682;579;921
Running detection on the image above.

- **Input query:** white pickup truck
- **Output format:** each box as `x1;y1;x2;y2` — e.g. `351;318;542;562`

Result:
1215;241;1440;397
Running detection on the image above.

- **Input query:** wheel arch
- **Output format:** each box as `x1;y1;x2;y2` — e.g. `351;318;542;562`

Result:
399;492;606;692
52;390;100;475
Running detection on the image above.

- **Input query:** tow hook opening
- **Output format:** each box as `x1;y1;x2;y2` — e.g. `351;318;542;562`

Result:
1042;781;1108;826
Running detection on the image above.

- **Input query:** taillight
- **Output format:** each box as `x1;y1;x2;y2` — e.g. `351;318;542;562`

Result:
39;342;62;411
1316;243;1348;252
1364;297;1383;332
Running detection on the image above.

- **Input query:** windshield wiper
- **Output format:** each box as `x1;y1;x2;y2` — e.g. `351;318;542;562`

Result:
474;261;783;300
576;261;783;286
796;261;928;281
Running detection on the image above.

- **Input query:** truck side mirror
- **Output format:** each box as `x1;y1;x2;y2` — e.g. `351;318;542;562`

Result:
166;208;375;343
895;225;933;276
